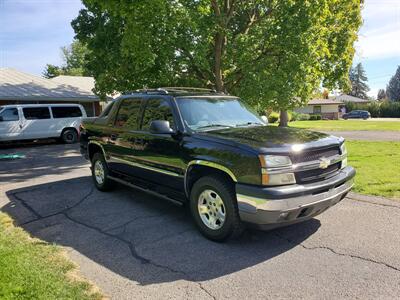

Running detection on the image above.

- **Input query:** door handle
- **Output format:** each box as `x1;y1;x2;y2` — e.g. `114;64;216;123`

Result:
110;134;118;141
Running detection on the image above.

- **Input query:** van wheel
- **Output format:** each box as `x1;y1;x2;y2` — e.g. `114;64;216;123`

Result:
190;175;244;242
91;152;114;191
62;129;78;144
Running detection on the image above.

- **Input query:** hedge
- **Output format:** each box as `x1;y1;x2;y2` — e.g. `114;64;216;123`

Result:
345;101;400;118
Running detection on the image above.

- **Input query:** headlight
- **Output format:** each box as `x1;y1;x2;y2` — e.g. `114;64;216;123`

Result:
259;155;292;168
259;155;296;185
340;143;347;156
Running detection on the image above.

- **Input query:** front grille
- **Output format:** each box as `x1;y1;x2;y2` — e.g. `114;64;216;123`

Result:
295;162;341;184
291;146;340;164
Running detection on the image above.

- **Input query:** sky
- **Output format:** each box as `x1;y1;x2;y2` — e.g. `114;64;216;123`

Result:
1;0;399;99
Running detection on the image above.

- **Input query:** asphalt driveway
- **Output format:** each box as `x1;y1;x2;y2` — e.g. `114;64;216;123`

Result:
1;144;400;299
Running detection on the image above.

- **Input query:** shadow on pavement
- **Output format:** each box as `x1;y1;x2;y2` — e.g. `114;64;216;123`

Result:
3;176;320;285
0;143;85;183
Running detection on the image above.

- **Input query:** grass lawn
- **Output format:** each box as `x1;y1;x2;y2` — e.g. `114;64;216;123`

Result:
289;120;400;131
347;141;400;200
0;213;102;300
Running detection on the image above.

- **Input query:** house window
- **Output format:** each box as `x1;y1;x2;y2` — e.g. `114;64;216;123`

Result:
313;105;321;114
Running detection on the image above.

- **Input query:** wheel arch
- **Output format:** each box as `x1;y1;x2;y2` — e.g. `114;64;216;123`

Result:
185;161;237;198
87;141;107;162
61;126;78;136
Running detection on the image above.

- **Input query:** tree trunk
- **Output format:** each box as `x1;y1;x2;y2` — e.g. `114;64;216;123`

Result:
279;110;288;127
214;32;225;92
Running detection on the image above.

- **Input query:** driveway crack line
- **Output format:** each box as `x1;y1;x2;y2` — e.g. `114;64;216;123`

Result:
62;212;217;299
275;233;400;272
347;197;400;210
17;187;94;226
9;186;216;299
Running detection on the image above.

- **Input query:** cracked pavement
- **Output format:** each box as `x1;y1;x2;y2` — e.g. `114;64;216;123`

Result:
1;143;400;299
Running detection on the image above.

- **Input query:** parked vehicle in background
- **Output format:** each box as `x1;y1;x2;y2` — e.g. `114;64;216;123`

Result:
0;104;87;143
342;110;371;120
80;87;355;241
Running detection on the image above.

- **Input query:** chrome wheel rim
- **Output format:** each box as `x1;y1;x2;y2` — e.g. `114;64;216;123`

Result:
197;189;226;230
94;160;105;185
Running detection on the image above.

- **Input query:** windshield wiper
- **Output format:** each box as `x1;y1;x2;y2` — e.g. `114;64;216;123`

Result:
235;122;264;127
196;124;234;130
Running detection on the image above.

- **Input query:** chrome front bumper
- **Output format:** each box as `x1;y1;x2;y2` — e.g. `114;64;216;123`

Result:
236;166;355;230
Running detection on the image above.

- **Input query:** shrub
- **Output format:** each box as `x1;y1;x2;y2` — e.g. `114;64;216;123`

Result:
295;113;311;121
380;101;400;117
290;111;298;121
309;114;322;120
344;101;400;118
287;111;293;122
268;112;280;123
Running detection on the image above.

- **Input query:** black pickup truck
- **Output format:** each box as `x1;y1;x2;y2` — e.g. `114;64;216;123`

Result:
80;87;355;241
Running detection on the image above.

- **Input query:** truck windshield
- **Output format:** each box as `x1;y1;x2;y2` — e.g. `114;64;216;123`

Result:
176;97;264;131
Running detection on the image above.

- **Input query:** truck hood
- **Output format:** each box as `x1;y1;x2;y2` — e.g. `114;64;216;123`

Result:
196;125;343;154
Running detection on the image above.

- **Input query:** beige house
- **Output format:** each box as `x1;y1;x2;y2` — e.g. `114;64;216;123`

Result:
295;99;344;120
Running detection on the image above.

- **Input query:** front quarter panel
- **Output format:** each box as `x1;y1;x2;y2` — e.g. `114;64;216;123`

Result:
183;136;261;185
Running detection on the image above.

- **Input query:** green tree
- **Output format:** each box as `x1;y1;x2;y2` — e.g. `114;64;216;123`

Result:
72;0;362;126
377;89;387;101
43;40;91;78
386;66;400;102
349;63;370;99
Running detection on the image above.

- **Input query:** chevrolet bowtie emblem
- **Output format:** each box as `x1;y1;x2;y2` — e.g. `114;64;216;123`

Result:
319;157;330;169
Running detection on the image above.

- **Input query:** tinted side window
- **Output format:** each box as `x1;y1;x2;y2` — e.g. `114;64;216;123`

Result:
51;106;82;118
115;98;143;129
141;99;175;131
0;108;19;121
23;107;50;120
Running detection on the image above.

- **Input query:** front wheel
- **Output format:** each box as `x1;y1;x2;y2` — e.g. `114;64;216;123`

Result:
190;176;244;242
91;152;114;191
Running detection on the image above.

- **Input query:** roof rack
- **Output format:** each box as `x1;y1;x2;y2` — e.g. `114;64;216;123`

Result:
159;87;220;94
122;87;224;96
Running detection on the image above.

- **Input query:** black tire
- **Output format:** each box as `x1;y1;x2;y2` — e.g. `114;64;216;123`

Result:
91;152;114;191
190;175;244;242
62;129;78;144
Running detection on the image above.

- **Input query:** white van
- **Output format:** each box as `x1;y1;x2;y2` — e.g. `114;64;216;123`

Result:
0;104;87;143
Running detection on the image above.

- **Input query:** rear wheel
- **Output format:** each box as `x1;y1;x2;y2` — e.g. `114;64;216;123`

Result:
91;152;114;191
190;175;244;241
61;129;78;144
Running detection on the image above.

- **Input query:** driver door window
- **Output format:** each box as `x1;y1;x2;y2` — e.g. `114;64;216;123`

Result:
141;99;175;131
0;108;21;140
0;108;19;121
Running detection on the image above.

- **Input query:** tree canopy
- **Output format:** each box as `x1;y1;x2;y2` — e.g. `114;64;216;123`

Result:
349;62;370;100
43;40;91;78
72;0;362;116
377;89;387;101
386;66;400;102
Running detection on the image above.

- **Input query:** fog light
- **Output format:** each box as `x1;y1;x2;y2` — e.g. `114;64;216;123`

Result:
279;212;289;219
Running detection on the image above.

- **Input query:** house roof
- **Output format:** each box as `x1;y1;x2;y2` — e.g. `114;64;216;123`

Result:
0;68;100;102
308;98;344;105
334;94;370;103
50;75;95;94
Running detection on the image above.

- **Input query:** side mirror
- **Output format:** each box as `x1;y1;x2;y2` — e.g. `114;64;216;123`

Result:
149;120;173;134
0;116;3;122
261;115;268;124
